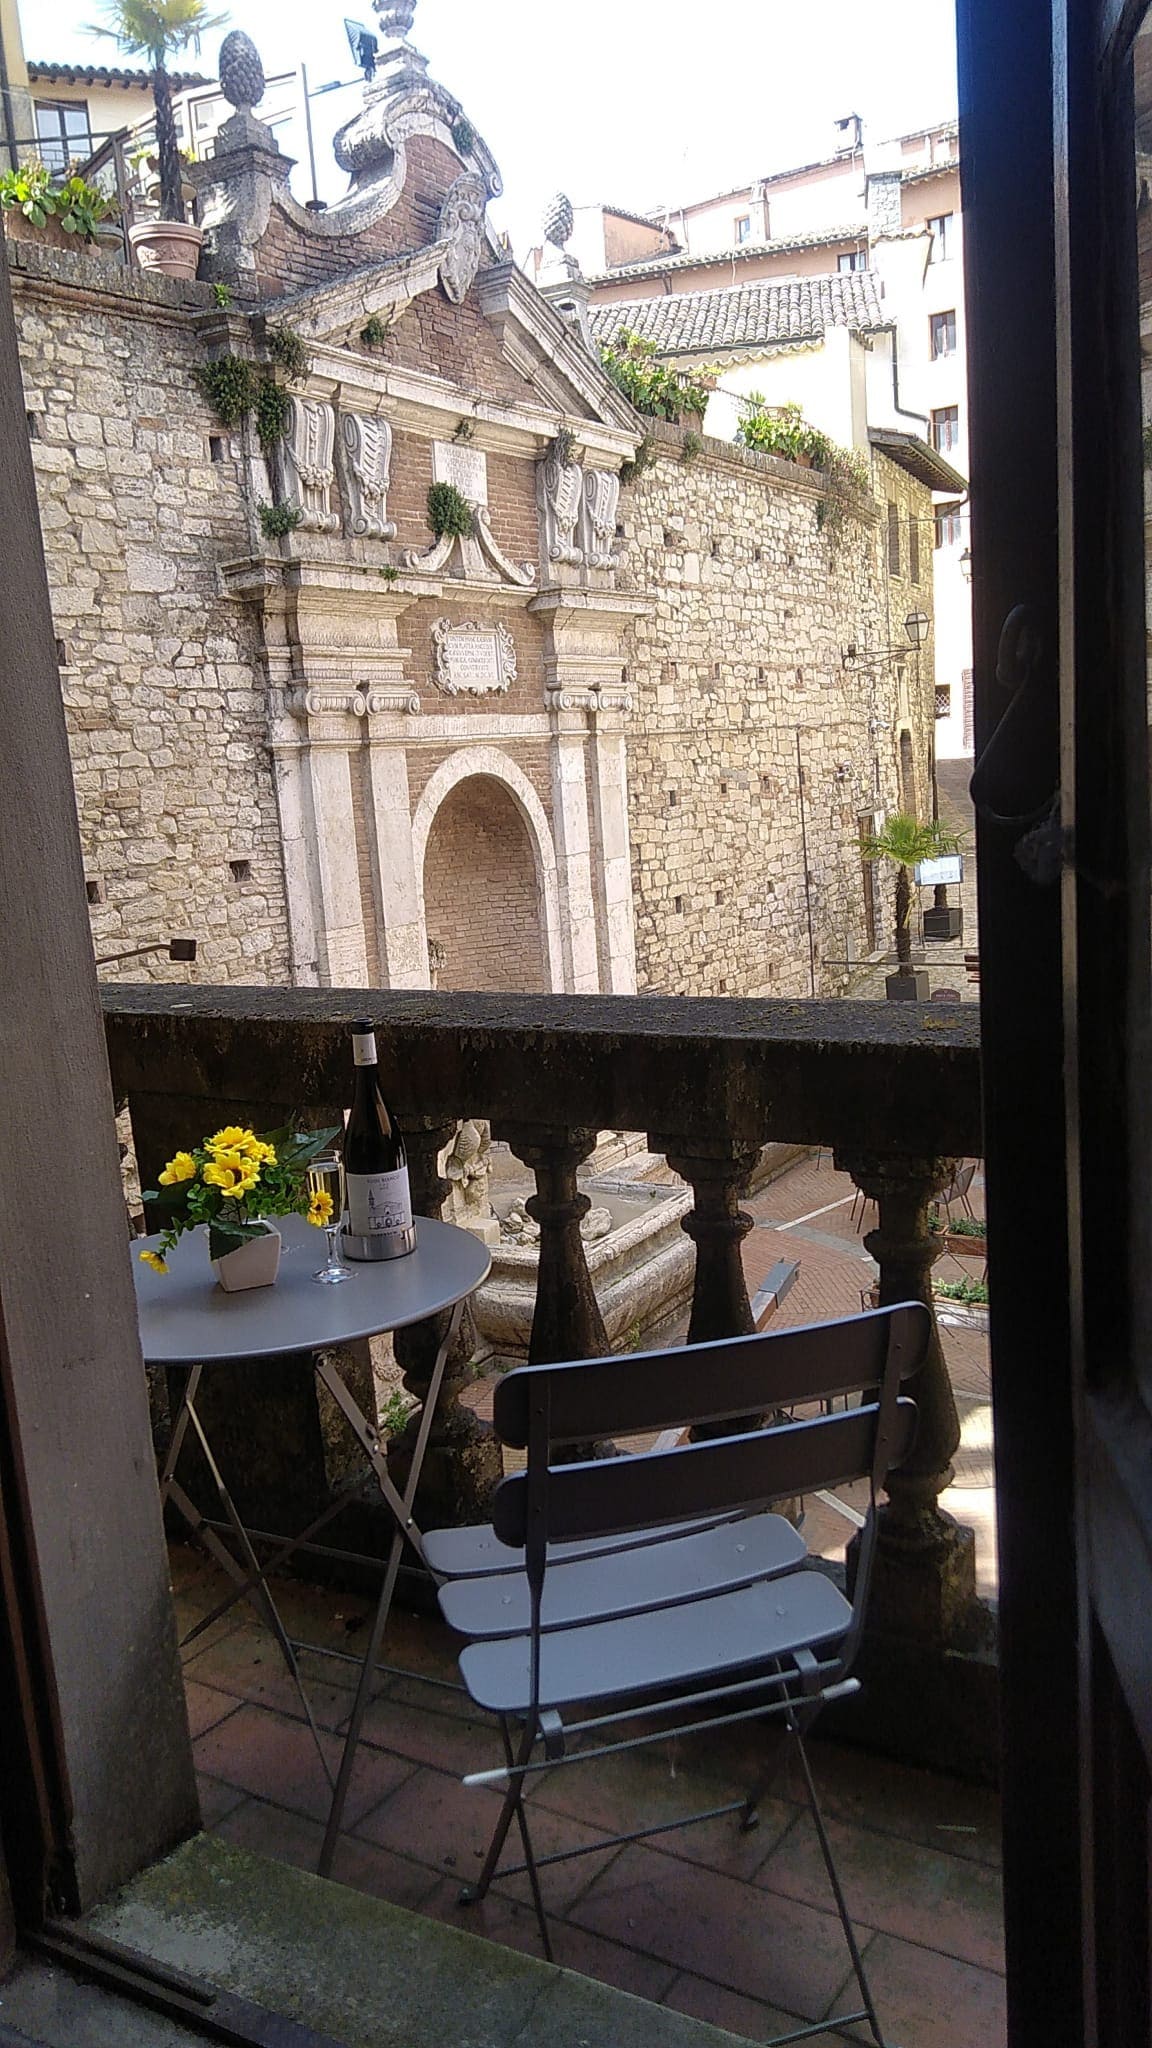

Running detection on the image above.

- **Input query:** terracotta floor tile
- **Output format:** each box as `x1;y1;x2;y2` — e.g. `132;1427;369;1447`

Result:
215;1798;441;1910
420;1879;678;2002
184;1680;242;1741
528;1741;795;1877
664;1971;852;2044
354;1764;623;1914
196;1772;247;1827
831;1932;1007;2048
192;1701;414;1827
183;1623;352;1729
757;1813;1004;1972
569;1842;861;2018
800;1740;1002;1869
345;1690;494;1776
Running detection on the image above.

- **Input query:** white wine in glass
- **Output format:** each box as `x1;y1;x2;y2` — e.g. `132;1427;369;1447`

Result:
309;1158;350;1284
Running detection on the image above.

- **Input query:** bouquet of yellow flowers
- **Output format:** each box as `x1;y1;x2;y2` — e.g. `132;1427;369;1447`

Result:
140;1123;341;1273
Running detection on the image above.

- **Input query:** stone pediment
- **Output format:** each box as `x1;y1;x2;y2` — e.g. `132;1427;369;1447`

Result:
257;259;642;445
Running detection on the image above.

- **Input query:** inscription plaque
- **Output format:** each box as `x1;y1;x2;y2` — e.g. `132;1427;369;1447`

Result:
432;441;488;505
432;618;517;696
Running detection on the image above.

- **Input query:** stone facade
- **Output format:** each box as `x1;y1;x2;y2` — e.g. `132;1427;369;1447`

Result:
5;12;937;1003
619;425;930;996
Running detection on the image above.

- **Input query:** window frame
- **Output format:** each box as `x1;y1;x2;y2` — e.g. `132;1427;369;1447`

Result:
928;211;955;261
931;404;961;452
930;309;958;358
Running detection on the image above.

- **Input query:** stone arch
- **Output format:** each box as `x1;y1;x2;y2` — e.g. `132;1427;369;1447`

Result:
412;748;565;992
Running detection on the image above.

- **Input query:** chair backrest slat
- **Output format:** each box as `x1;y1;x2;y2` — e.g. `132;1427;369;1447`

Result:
491;1399;918;1549
493;1302;929;1448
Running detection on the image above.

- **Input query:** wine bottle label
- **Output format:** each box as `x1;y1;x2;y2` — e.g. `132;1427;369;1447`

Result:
346;1166;412;1237
352;1032;378;1067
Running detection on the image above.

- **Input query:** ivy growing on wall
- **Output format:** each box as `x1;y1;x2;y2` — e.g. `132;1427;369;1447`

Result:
264;323;311;381
736;396;870;548
599;329;717;424
427;481;474;540
253;377;290;450
360;314;388;349
194;354;257;429
258;501;303;540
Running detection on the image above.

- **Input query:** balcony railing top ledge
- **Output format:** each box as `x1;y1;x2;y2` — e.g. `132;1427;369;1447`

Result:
102;987;982;1158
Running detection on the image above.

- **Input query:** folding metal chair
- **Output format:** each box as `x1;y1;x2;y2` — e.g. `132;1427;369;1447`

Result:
432;1301;929;2048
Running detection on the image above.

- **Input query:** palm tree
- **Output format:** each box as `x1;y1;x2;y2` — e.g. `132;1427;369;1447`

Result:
863;814;962;978
88;0;228;222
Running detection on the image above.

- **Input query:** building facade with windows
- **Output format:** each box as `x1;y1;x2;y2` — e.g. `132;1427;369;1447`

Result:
583;119;974;759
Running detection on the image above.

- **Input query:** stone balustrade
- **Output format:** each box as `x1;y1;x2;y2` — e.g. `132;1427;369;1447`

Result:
102;986;983;1674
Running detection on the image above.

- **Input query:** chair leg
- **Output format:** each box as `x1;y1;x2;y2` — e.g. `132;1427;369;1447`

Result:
459;1717;553;1961
792;1728;888;2048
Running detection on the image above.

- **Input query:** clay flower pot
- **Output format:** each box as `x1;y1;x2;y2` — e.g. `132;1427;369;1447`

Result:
212;1223;282;1292
129;218;203;280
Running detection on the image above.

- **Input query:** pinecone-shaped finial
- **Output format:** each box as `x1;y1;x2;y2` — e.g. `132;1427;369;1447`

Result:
543;193;575;248
376;0;418;37
218;30;266;111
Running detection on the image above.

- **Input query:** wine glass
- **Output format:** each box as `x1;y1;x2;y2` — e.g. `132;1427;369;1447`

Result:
309;1159;351;1284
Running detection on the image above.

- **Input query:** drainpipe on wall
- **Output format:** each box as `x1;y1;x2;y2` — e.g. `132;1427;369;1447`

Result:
0;15;19;173
886;328;930;432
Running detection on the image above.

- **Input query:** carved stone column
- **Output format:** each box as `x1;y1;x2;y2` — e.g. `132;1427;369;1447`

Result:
659;1138;760;1346
389;1117;502;1524
498;1125;609;1365
836;1150;977;1642
497;1123;610;1459
657;1136;761;1436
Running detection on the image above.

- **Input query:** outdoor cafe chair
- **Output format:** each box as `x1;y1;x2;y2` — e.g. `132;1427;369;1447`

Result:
430;1301;930;2048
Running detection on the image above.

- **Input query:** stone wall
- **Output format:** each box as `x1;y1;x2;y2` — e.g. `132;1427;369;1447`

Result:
10;243;291;986
619;425;930;997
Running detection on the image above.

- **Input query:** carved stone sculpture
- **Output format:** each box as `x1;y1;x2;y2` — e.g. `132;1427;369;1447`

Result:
437;171;487;305
432;617;517;695
443;1119;499;1246
538;446;585;566
341;413;397;539
218;29;266;110
283;398;339;534
580;469;622;571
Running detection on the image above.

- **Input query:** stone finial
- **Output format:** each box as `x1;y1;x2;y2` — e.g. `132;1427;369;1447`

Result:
543;192;575;249
376;0;418;36
218;30;266;111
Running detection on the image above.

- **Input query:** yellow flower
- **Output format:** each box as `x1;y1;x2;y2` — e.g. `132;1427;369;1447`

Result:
307;1189;334;1228
207;1126;256;1157
158;1150;197;1185
203;1156;243;1192
139;1249;168;1274
250;1139;277;1165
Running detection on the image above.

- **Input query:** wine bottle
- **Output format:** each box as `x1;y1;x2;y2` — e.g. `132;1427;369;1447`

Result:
342;1022;416;1262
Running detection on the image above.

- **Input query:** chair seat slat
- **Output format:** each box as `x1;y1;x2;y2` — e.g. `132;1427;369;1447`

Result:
459;1564;853;1715
439;1509;806;1638
422;1512;738;1581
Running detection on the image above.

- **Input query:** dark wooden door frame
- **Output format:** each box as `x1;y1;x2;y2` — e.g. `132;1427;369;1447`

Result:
0;241;199;1915
956;0;1083;2040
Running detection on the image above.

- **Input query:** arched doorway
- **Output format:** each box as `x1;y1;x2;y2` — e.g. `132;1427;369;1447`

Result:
421;774;549;992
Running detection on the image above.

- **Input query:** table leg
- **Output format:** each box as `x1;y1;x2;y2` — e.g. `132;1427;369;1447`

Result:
180;1392;335;1793
316;1300;463;1877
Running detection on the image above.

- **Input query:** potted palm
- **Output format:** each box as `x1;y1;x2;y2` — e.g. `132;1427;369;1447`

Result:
89;0;227;279
863;813;961;1001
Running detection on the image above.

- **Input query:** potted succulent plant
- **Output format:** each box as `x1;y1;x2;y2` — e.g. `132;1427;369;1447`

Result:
89;0;227;278
140;1121;339;1290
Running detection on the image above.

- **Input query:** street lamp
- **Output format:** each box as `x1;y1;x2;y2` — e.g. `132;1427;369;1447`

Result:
904;609;931;649
959;547;973;584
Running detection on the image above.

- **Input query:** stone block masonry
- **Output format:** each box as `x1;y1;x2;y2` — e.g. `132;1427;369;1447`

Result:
10;244;292;986
619;424;930;998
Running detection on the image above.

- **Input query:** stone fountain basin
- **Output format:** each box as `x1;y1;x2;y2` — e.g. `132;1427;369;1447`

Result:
473;1177;695;1364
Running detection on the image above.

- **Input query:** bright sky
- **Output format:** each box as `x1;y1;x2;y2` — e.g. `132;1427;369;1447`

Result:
40;0;958;251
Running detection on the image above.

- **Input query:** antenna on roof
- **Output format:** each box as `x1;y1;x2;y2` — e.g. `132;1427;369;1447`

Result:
835;112;864;152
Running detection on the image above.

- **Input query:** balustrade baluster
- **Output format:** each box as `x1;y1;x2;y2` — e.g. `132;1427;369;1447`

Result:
656;1136;761;1437
497;1123;610;1458
837;1150;978;1641
389;1116;502;1524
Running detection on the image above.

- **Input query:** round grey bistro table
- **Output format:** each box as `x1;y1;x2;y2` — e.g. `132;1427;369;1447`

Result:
134;1211;491;1875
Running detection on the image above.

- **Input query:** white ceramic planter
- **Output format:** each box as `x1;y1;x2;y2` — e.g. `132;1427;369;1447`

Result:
128;219;203;280
212;1223;282;1293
